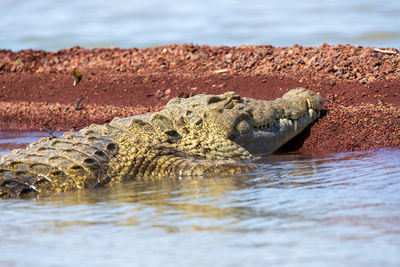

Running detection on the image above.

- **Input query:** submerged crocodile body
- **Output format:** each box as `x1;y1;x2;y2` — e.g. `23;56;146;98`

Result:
0;88;323;198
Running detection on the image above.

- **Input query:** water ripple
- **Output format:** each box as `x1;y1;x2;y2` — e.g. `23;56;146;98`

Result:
1;131;400;266
1;0;400;50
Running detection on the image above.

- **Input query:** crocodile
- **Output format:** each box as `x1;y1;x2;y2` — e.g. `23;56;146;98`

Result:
0;88;323;198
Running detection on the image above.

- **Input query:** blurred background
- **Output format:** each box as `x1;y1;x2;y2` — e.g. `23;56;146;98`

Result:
1;0;400;51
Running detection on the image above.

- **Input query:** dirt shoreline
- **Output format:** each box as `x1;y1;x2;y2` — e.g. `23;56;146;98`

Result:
1;44;399;153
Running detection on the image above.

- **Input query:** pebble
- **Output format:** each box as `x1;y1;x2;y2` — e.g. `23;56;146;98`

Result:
0;44;399;153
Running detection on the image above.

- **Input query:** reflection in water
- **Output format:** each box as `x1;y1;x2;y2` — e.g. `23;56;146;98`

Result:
1;132;400;266
31;154;326;232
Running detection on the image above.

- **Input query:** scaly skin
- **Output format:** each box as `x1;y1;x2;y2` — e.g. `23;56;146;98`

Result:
0;88;323;198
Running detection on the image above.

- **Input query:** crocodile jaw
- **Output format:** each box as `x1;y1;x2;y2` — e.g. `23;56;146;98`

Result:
231;88;323;155
238;109;319;154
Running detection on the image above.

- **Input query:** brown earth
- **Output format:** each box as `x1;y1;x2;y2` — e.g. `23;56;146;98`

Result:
0;43;399;153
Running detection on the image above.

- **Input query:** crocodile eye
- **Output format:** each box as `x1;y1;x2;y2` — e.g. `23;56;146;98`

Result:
225;101;234;109
236;120;251;134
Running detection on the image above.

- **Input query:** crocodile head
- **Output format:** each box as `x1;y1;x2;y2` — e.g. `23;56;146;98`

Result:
160;88;323;159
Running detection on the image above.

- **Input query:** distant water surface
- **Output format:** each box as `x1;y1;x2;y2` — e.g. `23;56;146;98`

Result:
0;132;400;267
1;0;400;51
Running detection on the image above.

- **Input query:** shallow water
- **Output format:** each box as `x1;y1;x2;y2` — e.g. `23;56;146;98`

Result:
0;132;400;266
1;0;400;51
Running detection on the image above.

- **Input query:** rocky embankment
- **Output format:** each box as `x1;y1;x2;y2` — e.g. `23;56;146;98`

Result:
1;44;399;153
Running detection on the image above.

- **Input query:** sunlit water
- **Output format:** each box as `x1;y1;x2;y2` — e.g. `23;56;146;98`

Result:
2;0;400;265
1;0;400;51
0;132;399;266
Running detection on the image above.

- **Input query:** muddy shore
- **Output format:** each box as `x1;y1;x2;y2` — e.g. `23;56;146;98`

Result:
1;44;399;153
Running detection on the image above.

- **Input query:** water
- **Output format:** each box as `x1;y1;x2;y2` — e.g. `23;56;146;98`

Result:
1;0;400;51
0;132;400;266
2;1;400;265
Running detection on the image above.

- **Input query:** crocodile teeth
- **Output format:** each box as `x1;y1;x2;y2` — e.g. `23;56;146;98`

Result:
306;99;311;109
29;185;40;193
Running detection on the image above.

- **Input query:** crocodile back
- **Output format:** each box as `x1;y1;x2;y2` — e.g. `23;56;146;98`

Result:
0;129;118;198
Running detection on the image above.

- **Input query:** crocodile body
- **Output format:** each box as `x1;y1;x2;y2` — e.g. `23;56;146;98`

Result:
0;88;323;198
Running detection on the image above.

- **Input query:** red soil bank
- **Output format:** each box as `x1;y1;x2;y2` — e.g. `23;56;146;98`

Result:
0;44;399;153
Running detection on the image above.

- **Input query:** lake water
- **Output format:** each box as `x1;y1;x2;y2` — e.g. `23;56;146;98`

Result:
0;132;400;266
1;1;400;265
1;0;400;51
